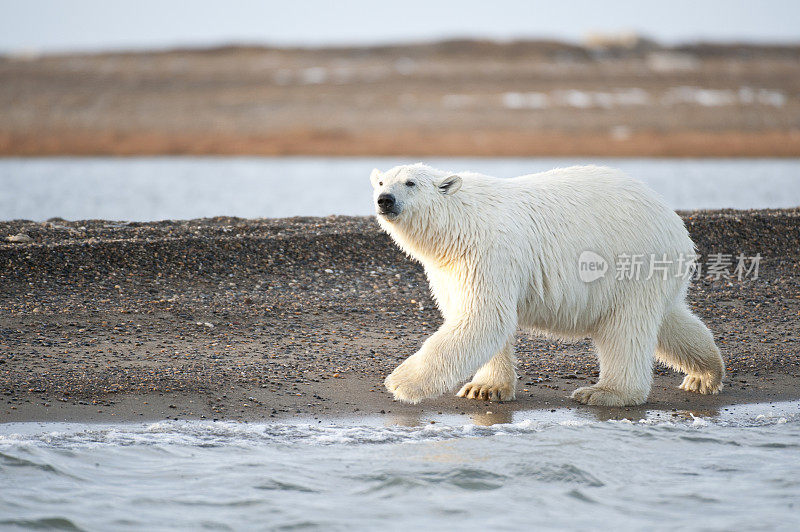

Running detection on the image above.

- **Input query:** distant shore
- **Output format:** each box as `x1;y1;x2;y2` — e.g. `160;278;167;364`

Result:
3;130;800;157
2;41;800;157
1;210;799;423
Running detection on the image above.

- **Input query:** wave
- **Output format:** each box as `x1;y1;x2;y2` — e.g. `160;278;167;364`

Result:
1;401;797;449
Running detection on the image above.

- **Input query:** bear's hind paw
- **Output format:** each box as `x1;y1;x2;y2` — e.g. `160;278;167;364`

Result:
457;382;515;402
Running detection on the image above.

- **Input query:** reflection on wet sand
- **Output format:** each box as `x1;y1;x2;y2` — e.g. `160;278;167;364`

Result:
574;405;721;423
386;408;515;427
385;404;723;428
471;410;514;426
385;413;417;427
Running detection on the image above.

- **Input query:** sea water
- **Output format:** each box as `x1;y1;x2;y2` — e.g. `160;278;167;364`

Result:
1;157;799;221
2;402;799;530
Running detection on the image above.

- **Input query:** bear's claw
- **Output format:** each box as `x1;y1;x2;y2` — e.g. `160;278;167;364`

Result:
456;382;515;402
679;374;723;395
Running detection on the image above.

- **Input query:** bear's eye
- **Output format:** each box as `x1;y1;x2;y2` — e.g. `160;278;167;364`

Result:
406;181;415;187
378;181;383;186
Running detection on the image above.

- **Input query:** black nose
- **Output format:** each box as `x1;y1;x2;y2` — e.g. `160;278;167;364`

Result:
377;193;395;211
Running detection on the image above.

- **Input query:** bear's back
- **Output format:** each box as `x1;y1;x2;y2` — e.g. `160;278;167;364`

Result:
500;165;690;254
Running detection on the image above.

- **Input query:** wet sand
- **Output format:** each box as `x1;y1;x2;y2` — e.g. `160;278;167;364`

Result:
1;210;799;423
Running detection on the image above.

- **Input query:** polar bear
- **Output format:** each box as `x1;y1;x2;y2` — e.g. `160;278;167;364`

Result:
371;163;724;407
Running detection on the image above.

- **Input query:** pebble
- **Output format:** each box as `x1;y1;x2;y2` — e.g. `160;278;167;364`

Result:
7;233;32;243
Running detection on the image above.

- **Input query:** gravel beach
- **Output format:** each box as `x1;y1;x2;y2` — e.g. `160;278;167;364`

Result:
1;210;799;424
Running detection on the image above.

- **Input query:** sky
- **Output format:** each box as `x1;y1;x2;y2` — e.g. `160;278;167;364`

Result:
1;0;799;53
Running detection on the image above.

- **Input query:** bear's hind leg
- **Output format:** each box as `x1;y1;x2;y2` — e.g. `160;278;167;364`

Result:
571;315;658;407
457;341;516;401
656;304;724;395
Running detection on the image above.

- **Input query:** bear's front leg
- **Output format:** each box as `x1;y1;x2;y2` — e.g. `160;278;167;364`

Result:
384;303;516;403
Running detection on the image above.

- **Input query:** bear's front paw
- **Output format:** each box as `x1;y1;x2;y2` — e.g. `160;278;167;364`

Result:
571;385;646;407
679;374;723;395
384;356;437;404
456;382;516;402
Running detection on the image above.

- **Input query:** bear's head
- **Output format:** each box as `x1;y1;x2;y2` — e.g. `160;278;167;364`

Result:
370;164;462;224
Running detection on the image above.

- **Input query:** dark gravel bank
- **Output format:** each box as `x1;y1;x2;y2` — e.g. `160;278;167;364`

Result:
1;209;799;423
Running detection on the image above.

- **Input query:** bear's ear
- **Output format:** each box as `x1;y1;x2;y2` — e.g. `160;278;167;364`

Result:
438;175;462;195
370;168;382;187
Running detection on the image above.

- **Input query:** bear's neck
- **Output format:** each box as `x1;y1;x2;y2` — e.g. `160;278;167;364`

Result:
385;201;474;269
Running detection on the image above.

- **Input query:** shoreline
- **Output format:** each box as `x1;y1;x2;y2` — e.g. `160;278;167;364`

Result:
4;396;800;429
4;373;800;425
2;210;799;423
3;130;800;158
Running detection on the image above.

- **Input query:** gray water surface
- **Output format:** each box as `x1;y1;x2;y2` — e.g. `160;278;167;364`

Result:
1;157;798;221
2;403;799;530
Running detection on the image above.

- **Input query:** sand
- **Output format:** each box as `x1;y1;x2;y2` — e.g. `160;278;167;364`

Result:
1;210;799;423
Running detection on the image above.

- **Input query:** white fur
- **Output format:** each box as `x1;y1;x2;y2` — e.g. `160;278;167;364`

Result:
372;163;725;406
